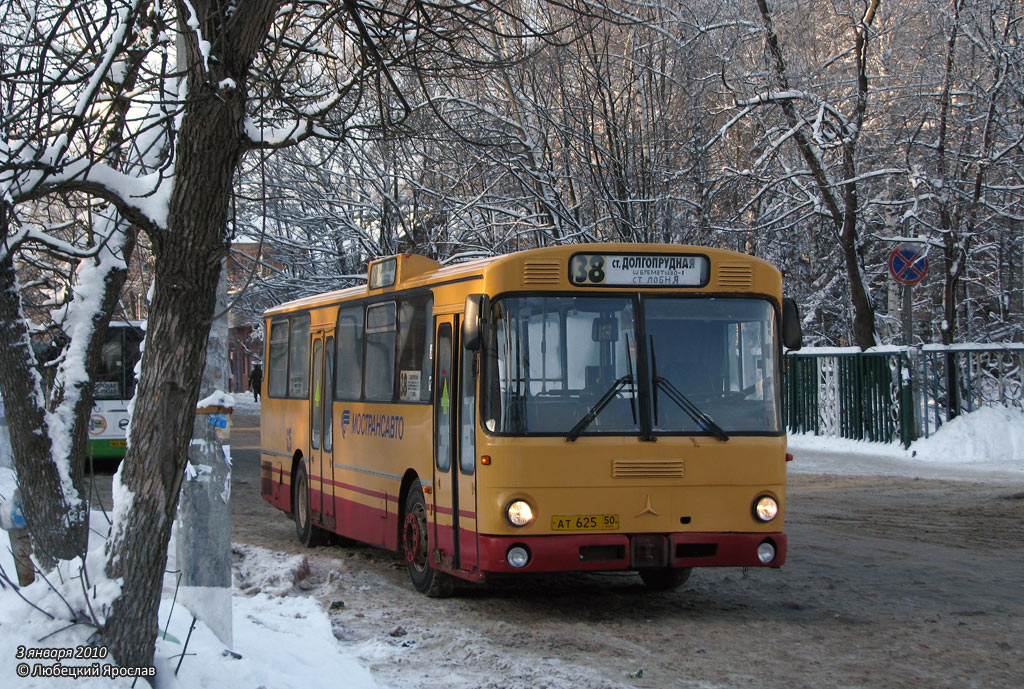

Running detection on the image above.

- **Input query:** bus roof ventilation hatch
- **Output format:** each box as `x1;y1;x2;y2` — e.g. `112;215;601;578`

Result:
522;259;561;286
715;262;754;288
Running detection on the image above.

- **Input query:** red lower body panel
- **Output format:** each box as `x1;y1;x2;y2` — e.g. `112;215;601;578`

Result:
477;532;786;574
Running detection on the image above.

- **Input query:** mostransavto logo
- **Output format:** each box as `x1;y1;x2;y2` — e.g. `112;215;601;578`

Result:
340;409;404;440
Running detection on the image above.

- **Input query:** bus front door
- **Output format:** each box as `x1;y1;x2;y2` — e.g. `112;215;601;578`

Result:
433;316;479;575
309;334;336;531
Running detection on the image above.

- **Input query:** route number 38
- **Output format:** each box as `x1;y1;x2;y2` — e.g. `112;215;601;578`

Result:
571;254;606;285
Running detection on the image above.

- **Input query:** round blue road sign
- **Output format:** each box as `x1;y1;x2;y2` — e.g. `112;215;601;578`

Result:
889;245;928;285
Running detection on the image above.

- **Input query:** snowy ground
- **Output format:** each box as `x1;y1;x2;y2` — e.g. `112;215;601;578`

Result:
0;403;1021;687
0;481;380;688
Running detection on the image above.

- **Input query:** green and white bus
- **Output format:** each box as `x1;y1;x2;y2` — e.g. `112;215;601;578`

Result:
88;321;144;458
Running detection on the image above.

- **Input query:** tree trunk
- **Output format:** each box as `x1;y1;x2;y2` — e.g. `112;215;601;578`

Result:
0;240;89;568
101;0;280;672
754;0;878;349
1;203;139;571
102;101;237;673
841;152;877;350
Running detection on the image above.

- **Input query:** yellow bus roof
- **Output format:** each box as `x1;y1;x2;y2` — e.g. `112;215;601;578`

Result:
264;243;780;317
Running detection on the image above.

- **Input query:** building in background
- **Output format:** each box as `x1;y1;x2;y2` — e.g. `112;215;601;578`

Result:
226;241;276;394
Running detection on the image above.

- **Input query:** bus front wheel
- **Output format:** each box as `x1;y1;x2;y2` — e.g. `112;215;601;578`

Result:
639;566;692;591
402;485;453;597
293;461;324;547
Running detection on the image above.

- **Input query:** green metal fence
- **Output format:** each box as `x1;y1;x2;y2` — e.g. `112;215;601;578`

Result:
783;345;1024;447
784;350;913;447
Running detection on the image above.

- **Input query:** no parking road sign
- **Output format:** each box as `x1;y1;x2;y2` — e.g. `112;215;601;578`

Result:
889;244;928;285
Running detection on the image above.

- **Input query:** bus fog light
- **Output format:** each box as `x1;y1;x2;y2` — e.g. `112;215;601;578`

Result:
754;496;779;522
506;500;534;527
507;545;531;568
757;541;776;564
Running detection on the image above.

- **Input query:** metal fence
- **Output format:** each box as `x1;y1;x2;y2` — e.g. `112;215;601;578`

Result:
783;345;1024;447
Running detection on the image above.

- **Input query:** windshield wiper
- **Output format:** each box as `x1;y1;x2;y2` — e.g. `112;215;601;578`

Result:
566;374;633;442
649;335;729;441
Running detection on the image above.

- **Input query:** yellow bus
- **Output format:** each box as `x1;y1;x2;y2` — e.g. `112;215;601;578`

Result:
260;243;802;595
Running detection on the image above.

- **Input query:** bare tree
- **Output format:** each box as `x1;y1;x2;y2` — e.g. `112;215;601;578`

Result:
901;0;1024;344
228;0;1023;349
2;0;576;673
0;0;150;569
706;0;884;348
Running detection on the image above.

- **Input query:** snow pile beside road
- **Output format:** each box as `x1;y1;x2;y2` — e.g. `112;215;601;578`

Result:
0;519;380;689
788;404;1024;481
910;405;1024;463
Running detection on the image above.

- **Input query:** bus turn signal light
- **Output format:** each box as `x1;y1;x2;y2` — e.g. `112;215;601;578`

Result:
481;455;491;465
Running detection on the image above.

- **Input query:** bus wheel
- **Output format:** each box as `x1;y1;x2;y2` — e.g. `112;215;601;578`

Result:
293;461;324;547
639;566;692;591
402;486;453;597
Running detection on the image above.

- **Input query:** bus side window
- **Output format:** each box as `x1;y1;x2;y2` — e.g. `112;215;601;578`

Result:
268;319;290;398
365;302;396;401
288;314;310;398
335;306;364;401
396;295;433;402
460;347;476;474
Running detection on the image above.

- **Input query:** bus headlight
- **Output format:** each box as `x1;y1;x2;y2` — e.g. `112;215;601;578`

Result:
753;495;779;522
506;500;534;527
757;540;777;564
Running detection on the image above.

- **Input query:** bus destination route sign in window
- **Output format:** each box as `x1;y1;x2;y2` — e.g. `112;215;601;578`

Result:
570;253;709;287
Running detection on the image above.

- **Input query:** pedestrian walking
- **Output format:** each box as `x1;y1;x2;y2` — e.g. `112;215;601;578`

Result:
249;364;263;402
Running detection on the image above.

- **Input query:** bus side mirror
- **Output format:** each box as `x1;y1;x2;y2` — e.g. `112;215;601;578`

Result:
463;294;490;351
782;298;803;351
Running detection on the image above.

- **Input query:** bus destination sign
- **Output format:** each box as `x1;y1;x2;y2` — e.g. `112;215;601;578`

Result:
570;253;709;287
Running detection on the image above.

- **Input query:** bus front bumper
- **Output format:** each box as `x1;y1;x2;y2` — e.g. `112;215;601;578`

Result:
477;532;786;574
88;439;128;459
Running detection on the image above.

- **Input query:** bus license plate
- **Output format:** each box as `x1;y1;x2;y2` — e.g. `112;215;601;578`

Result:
551;514;619;531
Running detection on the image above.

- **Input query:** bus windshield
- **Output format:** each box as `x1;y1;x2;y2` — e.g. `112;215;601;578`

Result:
483;295;779;436
485;296;639;436
94;324;144;401
646;297;779;435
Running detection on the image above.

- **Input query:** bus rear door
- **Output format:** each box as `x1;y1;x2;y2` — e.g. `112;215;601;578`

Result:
432;316;479;575
309;333;336;531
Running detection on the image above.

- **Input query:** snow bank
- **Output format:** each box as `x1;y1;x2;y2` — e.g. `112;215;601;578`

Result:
0;517;379;689
155;591;378;689
789;404;1024;482
232;543;311;596
910;405;1024;463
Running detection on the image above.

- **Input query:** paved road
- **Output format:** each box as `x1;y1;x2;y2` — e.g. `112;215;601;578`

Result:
83;412;1024;688
225;412;1024;689
83;410;285;546
229;412;296;546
